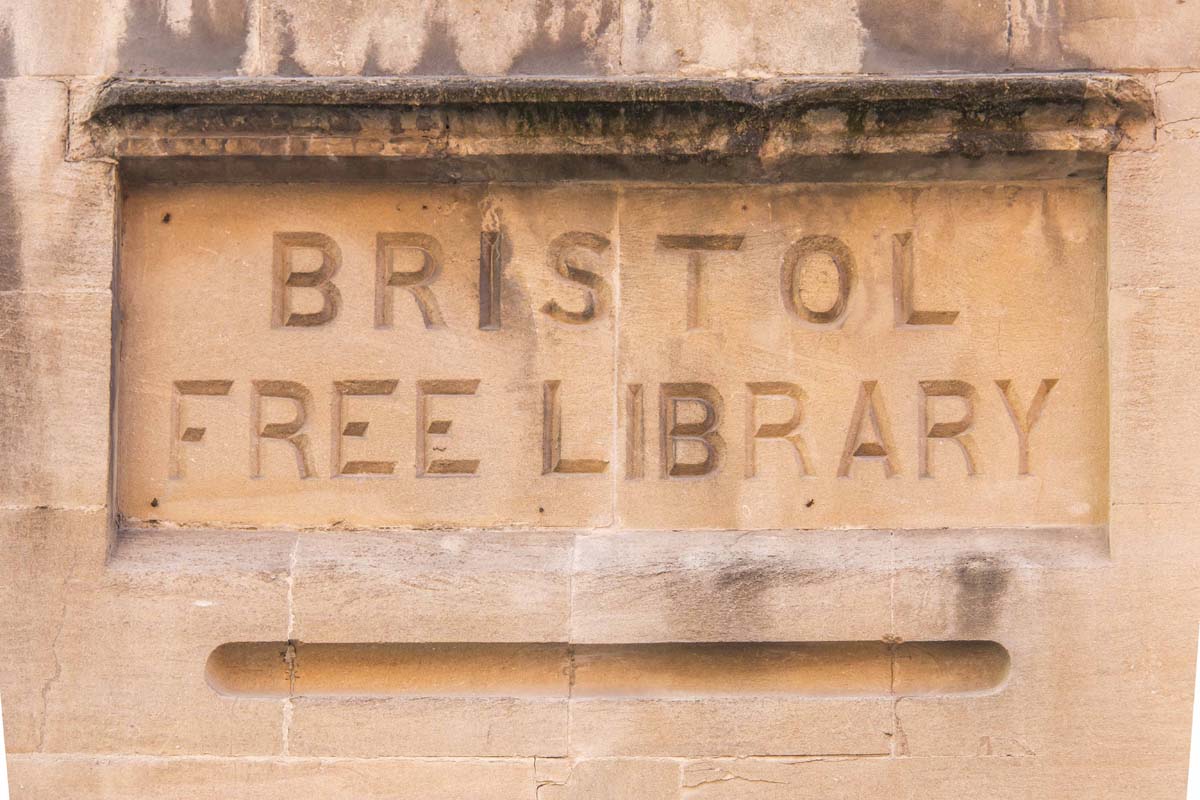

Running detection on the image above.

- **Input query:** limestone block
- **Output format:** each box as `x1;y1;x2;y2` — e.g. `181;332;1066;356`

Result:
620;0;865;75
681;756;1047;799
255;0;619;76
568;697;893;757
0;509;108;753
286;696;567;757
1;79;114;291
682;757;889;798
117;0;253;76
0;79;113;508
1011;0;1200;69
1109;142;1200;290
683;754;1182;799
539;758;680;800
117;183;616;529
571;530;891;642
891;526;1110;639
888;528;1105;759
1108;134;1200;514
1057;0;1200;69
889;519;1196;772
1103;502;1200;765
7;756;537;800
1;0;125;76
614;183;1107;531
535;755;572;787
1109;287;1200;505
857;0;1009;72
1155;73;1200;141
36;529;291;755
291;530;570;642
1;0;253;76
0;291;111;508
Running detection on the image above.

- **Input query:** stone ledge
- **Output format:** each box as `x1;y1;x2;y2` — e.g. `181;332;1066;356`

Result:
72;74;1154;168
87;74;1148;114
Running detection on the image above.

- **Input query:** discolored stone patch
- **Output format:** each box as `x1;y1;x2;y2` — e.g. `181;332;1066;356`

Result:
858;0;1010;72
118;0;251;75
257;0;619;77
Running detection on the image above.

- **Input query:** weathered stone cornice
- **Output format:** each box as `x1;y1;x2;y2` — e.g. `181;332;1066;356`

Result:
74;74;1153;179
88;74;1148;113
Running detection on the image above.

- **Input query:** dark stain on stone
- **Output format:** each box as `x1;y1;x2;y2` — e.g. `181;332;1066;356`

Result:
271;6;308;77
275;39;306;77
0;21;16;78
509;0;618;75
954;554;1011;634
950;130;1037;160
690;562;775;632
0;126;45;502
858;0;1010;72
408;19;466;76
0;293;42;500
0;83;19;292
683;561;837;633
361;38;386;77
118;0;251;75
637;0;654;40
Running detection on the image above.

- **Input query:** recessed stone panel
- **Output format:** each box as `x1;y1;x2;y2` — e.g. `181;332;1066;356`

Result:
117;180;1106;530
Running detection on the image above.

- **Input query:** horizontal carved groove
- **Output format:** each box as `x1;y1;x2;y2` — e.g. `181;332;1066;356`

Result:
206;641;1009;700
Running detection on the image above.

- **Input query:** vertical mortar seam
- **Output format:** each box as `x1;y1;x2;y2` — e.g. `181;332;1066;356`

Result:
257;0;266;76
281;533;299;756
610;183;623;529
1005;0;1015;69
249;0;266;76
616;0;624;74
566;532;578;763
889;528;897;758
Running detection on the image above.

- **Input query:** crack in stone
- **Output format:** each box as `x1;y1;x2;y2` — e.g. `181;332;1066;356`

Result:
35;595;68;753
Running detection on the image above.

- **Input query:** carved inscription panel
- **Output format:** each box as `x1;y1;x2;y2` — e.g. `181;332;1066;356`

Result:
117;182;1107;529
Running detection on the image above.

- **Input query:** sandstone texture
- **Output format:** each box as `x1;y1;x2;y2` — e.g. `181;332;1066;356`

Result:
1;1;1199;799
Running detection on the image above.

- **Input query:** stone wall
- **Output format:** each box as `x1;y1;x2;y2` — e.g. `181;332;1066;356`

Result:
2;2;1199;798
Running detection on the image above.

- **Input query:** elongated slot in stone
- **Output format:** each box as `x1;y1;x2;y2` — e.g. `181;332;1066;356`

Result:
205;640;1009;699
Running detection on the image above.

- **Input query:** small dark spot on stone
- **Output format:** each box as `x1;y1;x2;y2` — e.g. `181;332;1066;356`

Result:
150;498;159;508
422;205;428;210
741;205;748;211
805;499;815;508
538;506;545;513
161;212;171;224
